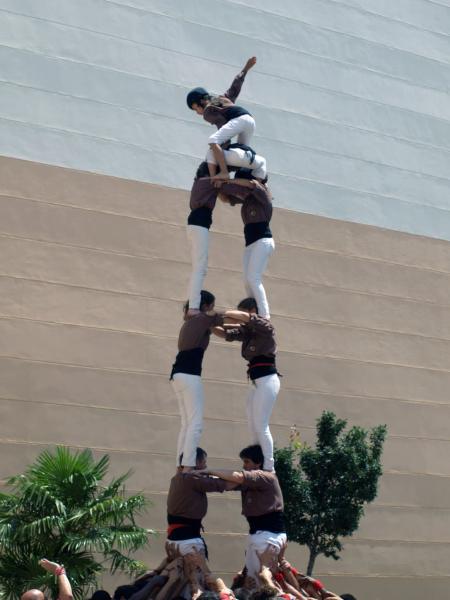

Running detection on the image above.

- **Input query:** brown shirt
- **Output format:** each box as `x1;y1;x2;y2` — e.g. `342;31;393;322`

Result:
203;71;247;128
220;181;273;225
226;314;276;361
241;470;284;517
167;472;227;520
178;312;224;352
190;177;218;211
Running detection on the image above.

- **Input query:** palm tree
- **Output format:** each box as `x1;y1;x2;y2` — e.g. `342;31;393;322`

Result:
0;447;153;600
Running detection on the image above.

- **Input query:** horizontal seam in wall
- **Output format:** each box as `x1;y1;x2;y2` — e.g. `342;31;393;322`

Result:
227;0;450;41
2;394;450;442
2;193;450;275
327;0;450;38
106;0;449;57
3;355;450;405
103;0;450;71
116;492;450;512
151;527;450;544
1;38;450;129
1;438;450;478
2;370;450;408
2;304;450;348
3;116;450;217
3;3;450;98
1;270;450;315
3;80;450;166
2;59;450;157
1;254;449;309
3;81;450;186
3;317;450;374
2;227;450;289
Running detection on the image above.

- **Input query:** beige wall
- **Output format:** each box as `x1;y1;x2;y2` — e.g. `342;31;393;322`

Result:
1;156;450;598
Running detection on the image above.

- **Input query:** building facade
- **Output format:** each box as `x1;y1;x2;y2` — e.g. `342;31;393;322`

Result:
1;1;450;598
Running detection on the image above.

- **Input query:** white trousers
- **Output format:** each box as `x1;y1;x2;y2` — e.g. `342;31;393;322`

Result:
247;374;280;472
243;237;275;319
166;537;205;556
187;225;209;310
206;146;267;179
171;373;204;467
245;531;287;584
208;114;255;146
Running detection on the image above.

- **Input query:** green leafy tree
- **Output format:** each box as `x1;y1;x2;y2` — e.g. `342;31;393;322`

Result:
0;447;153;600
275;411;387;575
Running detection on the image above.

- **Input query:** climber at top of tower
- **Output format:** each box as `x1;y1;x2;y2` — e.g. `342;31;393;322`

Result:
186;56;263;181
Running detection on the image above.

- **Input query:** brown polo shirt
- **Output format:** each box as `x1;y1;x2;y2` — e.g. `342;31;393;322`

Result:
220;181;273;225
189;177;218;211
178;312;224;352
225;314;276;361
240;469;284;517
167;472;227;521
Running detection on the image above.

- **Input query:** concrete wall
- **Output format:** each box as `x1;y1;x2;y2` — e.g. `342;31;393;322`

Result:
2;1;450;598
1;157;450;599
0;0;450;238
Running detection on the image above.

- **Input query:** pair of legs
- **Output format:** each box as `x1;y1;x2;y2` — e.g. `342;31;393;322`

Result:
243;237;275;319
206;146;267;179
246;373;280;471
207;114;266;179
209;113;255;146
245;531;287;585
187;224;209;310
171;373;204;468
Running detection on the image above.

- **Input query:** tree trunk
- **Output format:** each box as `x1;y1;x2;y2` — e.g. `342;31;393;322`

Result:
306;550;317;576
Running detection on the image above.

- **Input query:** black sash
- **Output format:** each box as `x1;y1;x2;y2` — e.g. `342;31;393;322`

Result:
170;348;205;379
246;511;285;535
244;222;272;246
223;105;251;121
188;206;213;229
247;355;277;381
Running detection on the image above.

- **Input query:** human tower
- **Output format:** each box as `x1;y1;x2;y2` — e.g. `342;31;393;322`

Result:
142;58;338;600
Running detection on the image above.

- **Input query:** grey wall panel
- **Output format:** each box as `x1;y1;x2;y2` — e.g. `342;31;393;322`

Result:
1;10;449;119
0;2;449;239
226;0;450;54
3;0;450;91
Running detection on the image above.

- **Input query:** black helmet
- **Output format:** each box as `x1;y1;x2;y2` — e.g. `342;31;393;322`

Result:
195;161;210;179
186;87;209;109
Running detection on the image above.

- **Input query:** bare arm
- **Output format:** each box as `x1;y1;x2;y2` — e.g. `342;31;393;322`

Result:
259;566;280;592
211;326;226;339
194;469;244;484
224;310;251;323
39;559;73;600
223;59;254;102
129;576;168;600
214;178;256;190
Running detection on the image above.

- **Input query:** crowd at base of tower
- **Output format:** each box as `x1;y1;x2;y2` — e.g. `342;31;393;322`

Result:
111;446;354;600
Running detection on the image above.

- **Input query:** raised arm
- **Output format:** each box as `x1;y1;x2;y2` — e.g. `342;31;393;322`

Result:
224;56;257;102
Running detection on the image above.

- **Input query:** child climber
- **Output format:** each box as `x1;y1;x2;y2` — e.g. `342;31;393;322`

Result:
186;57;266;180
